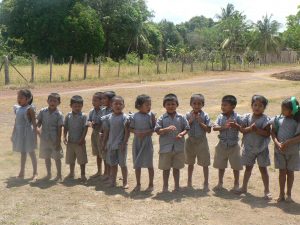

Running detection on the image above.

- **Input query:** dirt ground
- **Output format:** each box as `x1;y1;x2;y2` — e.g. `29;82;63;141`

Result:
272;70;300;81
0;66;300;225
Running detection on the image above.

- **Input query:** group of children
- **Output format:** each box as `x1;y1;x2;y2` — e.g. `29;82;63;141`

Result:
11;89;300;203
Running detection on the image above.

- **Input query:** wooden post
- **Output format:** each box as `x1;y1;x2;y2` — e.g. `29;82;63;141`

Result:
181;60;184;73
190;61;194;72
165;58;168;73
83;53;88;80
117;61;121;77
156;56;159;74
68;56;73;81
31;54;35;83
4;55;10;85
98;57;101;78
137;57;140;75
49;55;53;82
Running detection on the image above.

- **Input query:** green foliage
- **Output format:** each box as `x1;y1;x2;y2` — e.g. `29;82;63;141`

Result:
283;6;300;50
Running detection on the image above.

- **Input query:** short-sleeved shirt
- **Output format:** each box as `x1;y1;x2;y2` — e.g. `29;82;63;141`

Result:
64;112;89;143
154;112;190;153
271;116;300;154
37;107;64;143
214;112;243;147
102;113;129;150
186;111;211;138
95;107;113;126
88;108;102;131
130;112;155;131
241;113;270;153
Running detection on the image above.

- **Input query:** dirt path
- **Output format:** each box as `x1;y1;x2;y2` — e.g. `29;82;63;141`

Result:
0;66;297;99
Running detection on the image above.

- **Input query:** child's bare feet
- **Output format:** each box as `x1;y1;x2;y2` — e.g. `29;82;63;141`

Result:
173;186;181;192
277;195;285;203
230;184;239;192
264;192;272;200
203;183;210;192
146;185;154;192
16;173;25;179
79;175;87;183
187;181;192;188
90;172;101;179
64;173;75;180
235;187;247;195
42;174;52;180
53;176;63;183
122;183;129;189
31;174;38;182
101;175;109;181
106;180;116;188
162;186;169;193
133;185;141;192
213;183;223;191
285;196;295;203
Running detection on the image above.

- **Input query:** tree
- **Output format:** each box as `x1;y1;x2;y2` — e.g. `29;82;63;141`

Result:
283;5;300;50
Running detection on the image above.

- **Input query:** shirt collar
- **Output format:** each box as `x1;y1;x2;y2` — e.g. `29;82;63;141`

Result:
163;112;179;118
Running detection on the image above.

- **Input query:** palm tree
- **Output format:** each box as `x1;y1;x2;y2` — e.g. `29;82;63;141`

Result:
216;3;237;20
251;14;281;64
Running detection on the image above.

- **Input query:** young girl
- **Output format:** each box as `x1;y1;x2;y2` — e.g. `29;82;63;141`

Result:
11;89;38;181
271;97;300;203
130;95;156;192
236;95;272;199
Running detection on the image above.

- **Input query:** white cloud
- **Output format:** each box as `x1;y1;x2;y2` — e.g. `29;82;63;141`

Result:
147;0;299;30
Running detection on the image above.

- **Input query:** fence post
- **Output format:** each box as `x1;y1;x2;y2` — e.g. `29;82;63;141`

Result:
49;55;53;82
4;55;10;85
137;57;140;75
98;57;101;78
68;56;73;81
83;53;88;80
117;61;121;77
31;54;35;83
181;59;184;73
156;56;159;74
165;58;168;73
190;60;194;72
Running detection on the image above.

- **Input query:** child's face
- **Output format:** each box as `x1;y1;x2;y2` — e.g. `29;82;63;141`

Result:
139;100;151;114
92;96;102;109
17;93;28;106
191;99;204;113
281;105;293;117
102;96;110;107
71;103;83;114
221;101;235;114
164;100;178;114
252;100;265;116
112;99;124;114
47;97;60;111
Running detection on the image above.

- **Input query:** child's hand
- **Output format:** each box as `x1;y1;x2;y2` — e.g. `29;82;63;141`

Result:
78;138;85;146
63;138;68;145
280;140;290;151
176;132;184;140
250;123;257;132
36;128;41;137
167;125;177;132
275;140;283;151
229;121;240;129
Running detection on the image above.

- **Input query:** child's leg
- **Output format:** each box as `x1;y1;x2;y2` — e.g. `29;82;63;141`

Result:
45;158;52;177
203;166;209;186
19;152;27;178
69;163;75;178
109;165;118;187
29;151;38;179
148;168;154;189
187;165;194;187
240;165;253;192
121;166;128;189
233;169;240;188
97;155;102;174
218;169;225;186
286;170;294;198
80;164;87;181
163;169;170;191
278;169;287;200
259;166;270;194
54;159;62;180
173;168;180;191
134;167;141;190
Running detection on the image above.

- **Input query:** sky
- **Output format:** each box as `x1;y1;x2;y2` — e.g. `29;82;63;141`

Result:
147;0;299;30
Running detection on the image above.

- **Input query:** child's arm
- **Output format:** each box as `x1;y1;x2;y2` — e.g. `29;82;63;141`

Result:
63;115;69;145
78;115;89;146
255;125;271;137
196;117;211;133
270;124;282;150
154;116;176;135
28;107;37;144
121;121;130;151
11;120;16;142
281;134;300;151
101;127;109;151
56;125;63;149
176;116;190;139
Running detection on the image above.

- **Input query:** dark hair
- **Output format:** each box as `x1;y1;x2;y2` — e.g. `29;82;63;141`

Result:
93;92;104;100
48;93;61;103
18;89;33;105
70;95;83;105
112;95;124;104
103;91;116;100
251;95;268;108
222;95;237;106
282;98;300;122
135;94;151;109
190;94;205;106
163;93;179;106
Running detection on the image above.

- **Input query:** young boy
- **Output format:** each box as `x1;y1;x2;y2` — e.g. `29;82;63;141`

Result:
101;96;130;188
155;93;190;192
213;95;243;191
64;95;89;182
185;94;212;191
88;92;104;179
97;91;116;180
37;93;64;182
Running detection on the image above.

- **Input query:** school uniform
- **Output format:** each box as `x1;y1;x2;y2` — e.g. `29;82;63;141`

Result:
184;111;211;166
88;108;102;156
64;112;89;165
154;112;190;170
213;112;243;170
37;107;64;160
241;113;271;167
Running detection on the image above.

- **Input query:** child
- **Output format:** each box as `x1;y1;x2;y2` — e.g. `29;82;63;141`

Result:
213;95;243;191
37;93;64;182
11;89;38;181
154;93;190;192
236;95;272;199
271;97;300;203
130;94;156;192
97;91;116;180
88;92;104;179
102;96;130;188
185;94;212;191
63;95;89;182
